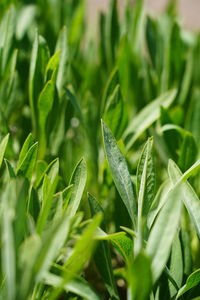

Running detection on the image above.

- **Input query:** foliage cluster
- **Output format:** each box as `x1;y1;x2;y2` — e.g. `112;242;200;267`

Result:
1;0;200;299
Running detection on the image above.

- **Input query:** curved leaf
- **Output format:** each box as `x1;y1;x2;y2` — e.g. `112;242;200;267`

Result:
123;89;177;150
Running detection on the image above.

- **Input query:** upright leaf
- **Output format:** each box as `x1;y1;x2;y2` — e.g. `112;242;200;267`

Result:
49;214;102;300
104;84;128;139
38;80;55;158
17;133;34;170
186;89;200;153
137;137;155;218
36;173;58;234
56;26;69;95
178;132;197;172
146;184;182;282
0;5;15;73
101;67;119;113
0;133;9;168
128;251;152;300
16;142;38;181
67;158;87;217
136;137;155;252
88;193;119;300
102;120;136;227
105;0;119;68
1;181;16;300
169;234;183;298
29;32;50;134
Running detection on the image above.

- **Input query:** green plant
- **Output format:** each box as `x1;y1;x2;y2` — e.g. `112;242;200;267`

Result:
1;0;200;299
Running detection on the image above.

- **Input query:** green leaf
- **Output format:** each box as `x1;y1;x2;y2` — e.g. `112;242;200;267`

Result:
88;193;119;300
35;217;71;281
130;0;145;54
49;214;102;300
178;50;193;105
60;185;73;212
36;173;58;234
128;251;152;300
137;137;155;217
55;26;69;95
148;180;171;229
29;32;50;134
19;216;70;299
0;133;9;168
16;5;36;40
88;193;105;227
28;186;40;222
168;160;200;238
1;180;17;300
101;120;136;227
18;235;41;299
104;84;128;139
123;89;177;150
169;234;183;298
16;142;38;180
136;137;155;252
146;16;157;67
29;31;39;130
176;269;200;299
64;214;101;273
4;159;16;178
65;87;84;123
67;158;87;217
17;133;34;170
101;66;119;113
187;89;200;153
160;106;180;159
34;160;47;185
120;226;137;238
181;159;200;181
105;0;119;68
178;132;197;172
45;273;100;300
96;229;133;263
159;17;172;93
45;51;60;82
68;0;85;47
13;179;29;248
146;184;182;282
181;229;192;276
0;5;15;73
34;158;57;188
38;80;55;158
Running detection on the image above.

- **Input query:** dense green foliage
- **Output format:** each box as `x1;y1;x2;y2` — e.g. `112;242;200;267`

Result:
1;0;200;299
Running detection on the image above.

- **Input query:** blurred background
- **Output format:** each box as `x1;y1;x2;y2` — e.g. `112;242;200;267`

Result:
87;0;200;31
